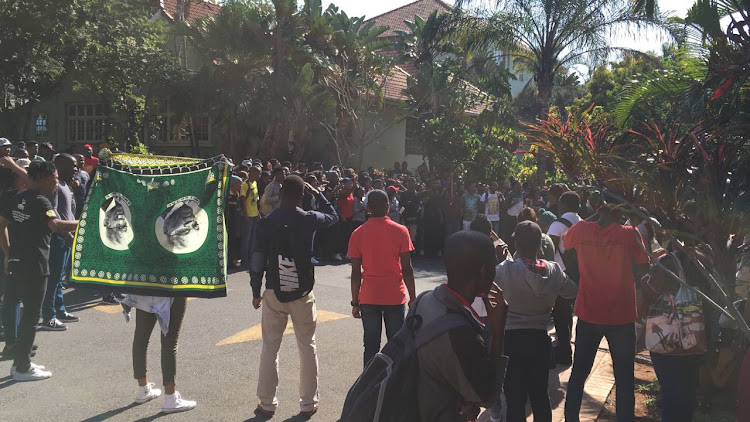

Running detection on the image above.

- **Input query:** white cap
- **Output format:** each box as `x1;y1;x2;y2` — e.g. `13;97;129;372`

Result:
0;138;10;147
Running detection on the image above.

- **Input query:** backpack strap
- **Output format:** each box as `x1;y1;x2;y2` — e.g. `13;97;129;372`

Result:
415;312;472;348
555;217;573;228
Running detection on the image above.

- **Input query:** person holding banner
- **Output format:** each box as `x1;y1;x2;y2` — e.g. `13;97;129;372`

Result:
0;161;79;381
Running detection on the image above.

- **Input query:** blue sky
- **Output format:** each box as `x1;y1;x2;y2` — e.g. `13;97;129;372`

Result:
326;0;691;55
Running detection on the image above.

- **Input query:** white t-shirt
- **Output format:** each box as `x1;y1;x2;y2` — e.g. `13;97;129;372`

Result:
471;297;487;317
480;192;501;222
547;212;581;271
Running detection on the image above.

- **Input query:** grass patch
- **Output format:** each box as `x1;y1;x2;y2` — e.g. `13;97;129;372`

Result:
636;380;660;395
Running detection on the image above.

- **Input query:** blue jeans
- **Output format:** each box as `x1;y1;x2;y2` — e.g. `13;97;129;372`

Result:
241;216;258;266
565;320;635;422
650;352;702;422
42;234;70;321
360;304;406;366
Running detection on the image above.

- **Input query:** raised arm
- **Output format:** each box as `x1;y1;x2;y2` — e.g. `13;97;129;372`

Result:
306;184;338;229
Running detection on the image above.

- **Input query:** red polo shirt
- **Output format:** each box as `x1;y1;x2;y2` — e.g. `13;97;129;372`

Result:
338;192;354;219
348;217;414;305
564;221;649;325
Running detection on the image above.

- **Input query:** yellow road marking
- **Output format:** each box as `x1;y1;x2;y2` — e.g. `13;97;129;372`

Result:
93;298;197;314
216;310;349;346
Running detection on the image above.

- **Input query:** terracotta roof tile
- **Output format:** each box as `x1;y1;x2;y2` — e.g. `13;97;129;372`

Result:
378;65;492;115
366;0;452;38
160;0;221;25
379;66;411;101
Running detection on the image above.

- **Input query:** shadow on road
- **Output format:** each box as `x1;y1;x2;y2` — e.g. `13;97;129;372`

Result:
80;402;139;421
0;375;16;390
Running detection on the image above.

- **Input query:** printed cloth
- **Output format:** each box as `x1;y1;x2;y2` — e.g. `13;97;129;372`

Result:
70;153;231;298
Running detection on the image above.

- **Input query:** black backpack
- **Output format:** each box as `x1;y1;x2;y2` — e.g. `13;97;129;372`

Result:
340;292;472;422
555;217;580;283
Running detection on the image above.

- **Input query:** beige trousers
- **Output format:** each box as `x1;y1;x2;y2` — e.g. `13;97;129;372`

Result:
257;289;319;412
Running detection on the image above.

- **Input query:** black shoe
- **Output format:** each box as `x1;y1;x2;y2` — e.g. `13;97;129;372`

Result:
57;312;80;323
102;294;120;304
39;318;67;331
114;293;126;300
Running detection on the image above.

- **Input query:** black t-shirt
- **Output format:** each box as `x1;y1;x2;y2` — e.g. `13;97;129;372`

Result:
0;189;57;276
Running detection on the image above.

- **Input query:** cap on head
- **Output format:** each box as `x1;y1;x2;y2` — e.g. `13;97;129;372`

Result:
514;220;543;251
0;138;10;147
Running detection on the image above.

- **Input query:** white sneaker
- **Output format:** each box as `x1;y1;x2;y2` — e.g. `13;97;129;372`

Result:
11;365;52;381
333;253;343;261
311;257;320;265
162;391;196;413
10;362;45;376
135;382;162;404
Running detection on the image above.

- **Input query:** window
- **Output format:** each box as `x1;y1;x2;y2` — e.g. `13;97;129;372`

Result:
404;117;423;155
153;99;210;145
35;113;48;136
67;104;109;143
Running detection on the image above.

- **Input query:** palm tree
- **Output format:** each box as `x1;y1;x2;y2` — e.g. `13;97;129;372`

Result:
456;0;667;116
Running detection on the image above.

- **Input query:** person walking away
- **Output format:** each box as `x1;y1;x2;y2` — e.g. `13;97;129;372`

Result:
516;207;556;262
563;204;649;422
400;177;422;250
0;161;79;381
546;191;582;365
423;180;445;257
481;181;503;235
335;177;356;261
460;182;482;231
386;186;401;223
250;175;338;418
239;166;261;266
259;167;284;216
40;154;80;331
494;221;577;422
639;254;704;422
415;230;509;421
127;294;196;413
348;190;416;366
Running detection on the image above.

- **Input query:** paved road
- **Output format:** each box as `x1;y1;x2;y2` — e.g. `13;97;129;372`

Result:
0;258;448;422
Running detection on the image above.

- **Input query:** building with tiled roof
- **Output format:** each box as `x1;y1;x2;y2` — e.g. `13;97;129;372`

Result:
366;0;453;38
157;0;221;26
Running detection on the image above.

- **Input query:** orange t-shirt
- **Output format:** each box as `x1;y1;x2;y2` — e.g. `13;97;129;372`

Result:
347;217;414;305
564;221;649;325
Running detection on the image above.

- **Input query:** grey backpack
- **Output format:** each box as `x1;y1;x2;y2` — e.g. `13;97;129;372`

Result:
340;292;472;422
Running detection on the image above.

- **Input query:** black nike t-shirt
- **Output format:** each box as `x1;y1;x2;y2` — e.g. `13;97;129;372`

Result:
0;189;57;276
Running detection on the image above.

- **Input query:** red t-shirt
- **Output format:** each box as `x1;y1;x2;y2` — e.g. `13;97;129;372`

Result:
347;217;414;305
83;156;99;174
338;192;354;219
564;221;649;325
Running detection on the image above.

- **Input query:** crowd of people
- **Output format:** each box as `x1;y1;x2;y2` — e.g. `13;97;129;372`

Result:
1;137;749;421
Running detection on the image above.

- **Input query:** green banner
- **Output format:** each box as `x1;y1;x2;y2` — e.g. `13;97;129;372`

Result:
70;154;231;298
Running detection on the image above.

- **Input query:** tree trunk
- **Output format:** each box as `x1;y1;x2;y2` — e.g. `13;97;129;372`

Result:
536;71;555;184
